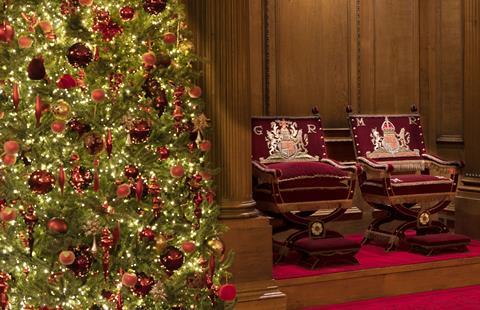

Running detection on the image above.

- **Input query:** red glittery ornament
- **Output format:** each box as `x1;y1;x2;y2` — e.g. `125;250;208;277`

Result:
83;132;104;155
67;43;93;68
28;170;55;194
154;91;168;116
69;166;93;192
132;272;155;297
120;6;135;21
124;165;139;179
128;119;152;144
143;0;167;15
160;246;184;272
139;227;156;242
66;245;93;277
156;146;169;160
67;118;91;136
0;21;15;43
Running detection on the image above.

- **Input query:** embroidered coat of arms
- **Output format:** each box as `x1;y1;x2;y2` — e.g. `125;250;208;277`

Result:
367;117;420;158
262;119;318;162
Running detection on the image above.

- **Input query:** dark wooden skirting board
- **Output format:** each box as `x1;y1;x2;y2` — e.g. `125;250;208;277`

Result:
276;256;480;310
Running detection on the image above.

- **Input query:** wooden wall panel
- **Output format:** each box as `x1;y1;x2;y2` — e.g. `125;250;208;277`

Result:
360;0;419;113
267;0;354;128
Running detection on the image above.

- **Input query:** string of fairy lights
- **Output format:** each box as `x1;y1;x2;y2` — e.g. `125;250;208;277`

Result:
0;1;230;309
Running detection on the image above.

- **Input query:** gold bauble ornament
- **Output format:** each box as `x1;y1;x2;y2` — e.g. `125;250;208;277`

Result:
52;100;71;120
155;235;168;252
207;238;225;257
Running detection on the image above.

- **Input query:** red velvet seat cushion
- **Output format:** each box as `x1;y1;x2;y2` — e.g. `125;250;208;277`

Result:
293;237;360;252
361;174;453;196
256;162;351;203
406;233;470;246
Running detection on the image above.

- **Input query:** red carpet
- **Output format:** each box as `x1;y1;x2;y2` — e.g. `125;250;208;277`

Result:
303;284;480;309
273;234;480;280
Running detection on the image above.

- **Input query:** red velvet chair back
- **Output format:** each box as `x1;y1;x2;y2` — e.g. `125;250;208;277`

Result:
252;116;327;163
348;114;426;160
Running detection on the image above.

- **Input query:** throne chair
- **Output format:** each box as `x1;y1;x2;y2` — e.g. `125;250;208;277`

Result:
347;106;470;254
252;115;361;268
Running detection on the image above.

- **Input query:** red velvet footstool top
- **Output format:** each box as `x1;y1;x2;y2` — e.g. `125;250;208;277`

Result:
406;233;471;246
293;237;360;252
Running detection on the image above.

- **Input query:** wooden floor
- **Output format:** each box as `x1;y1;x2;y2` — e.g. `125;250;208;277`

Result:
276;256;480;310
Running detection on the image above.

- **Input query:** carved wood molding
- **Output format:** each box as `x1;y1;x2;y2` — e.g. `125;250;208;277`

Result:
436;135;464;144
464;0;480;176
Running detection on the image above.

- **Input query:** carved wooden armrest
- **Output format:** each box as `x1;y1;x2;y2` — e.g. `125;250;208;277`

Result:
321;158;362;175
422;154;464;169
252;160;279;183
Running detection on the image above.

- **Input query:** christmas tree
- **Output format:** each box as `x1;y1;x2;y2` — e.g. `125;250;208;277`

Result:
0;0;234;309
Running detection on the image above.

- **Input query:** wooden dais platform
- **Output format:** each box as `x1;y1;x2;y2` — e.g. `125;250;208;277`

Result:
272;235;480;309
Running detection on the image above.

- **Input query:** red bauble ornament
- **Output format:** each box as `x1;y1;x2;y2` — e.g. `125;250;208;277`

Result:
143;0;167;15
122;272;137;288
1;207;16;222
0;21;14;43
124;165;139;179
67;43;93;68
139;227;156;242
66;246;93;277
18;36;33;48
120;6;135;21
116;184;131;198
51;120;66;134
4;141;19;155
188;86;202;99
83;132;104;155
56;74;77;89
91;89;106;102
129;119;152;144
68;118;91;136
2;154;16;166
28;170;55;194
142;52;157;66
156;146;169;160
181;241;196;254
218;284;237;302
69;166;93;192
59;250;75;266
199;140;212;152
27;57;47;80
170;165;184;178
163;32;176;44
38;20;53;33
79;0;93;6
132;272;155;297
160;246;184;272
48;218;68;234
